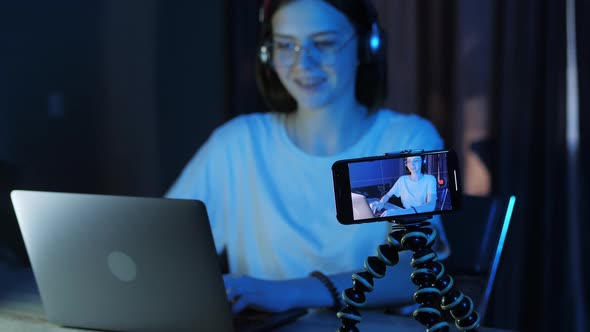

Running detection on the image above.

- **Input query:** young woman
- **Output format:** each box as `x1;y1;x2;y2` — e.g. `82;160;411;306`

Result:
166;0;449;313
378;156;438;216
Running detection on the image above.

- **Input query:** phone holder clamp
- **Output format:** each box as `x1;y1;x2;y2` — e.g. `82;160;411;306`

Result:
384;149;425;156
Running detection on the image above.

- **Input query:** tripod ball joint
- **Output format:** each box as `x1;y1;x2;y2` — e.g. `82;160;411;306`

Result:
441;292;481;331
352;272;374;292
411;249;438;267
456;312;481;331
426;321;451;332
337;326;360;332
413;306;447;330
364;256;386;278
342;288;367;307
377;244;399;266
429;261;445;279
435;274;454;295
386;231;402;248
336;306;362;331
410;268;437;286
401;231;428;251
414;287;442;306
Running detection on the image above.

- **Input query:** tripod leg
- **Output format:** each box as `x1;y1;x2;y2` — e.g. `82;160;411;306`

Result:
390;226;450;332
336;243;403;331
402;226;481;331
437;273;481;331
336;222;482;332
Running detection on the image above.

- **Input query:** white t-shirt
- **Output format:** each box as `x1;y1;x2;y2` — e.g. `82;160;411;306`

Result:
166;109;447;279
390;174;437;209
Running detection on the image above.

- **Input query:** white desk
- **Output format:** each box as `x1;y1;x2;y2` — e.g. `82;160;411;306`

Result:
0;263;515;332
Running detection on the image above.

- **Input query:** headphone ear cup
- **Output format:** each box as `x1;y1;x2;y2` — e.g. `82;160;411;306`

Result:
258;1;272;65
368;22;381;55
361;22;381;63
259;42;271;65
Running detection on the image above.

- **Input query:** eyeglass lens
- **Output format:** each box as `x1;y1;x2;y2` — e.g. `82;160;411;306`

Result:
271;35;355;67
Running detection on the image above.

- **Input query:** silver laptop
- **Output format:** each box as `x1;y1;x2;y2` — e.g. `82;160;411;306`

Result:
351;192;377;220
10;190;235;332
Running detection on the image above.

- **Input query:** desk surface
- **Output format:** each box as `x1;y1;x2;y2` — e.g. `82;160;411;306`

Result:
0;262;514;332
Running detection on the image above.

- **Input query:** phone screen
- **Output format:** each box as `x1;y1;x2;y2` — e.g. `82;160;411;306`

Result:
332;149;461;225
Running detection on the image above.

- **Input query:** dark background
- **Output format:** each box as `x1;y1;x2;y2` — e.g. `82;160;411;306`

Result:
0;1;588;331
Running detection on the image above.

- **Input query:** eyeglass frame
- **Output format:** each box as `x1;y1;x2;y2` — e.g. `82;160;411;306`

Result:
259;33;357;68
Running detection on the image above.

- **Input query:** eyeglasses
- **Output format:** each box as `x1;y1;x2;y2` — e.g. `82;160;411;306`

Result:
261;34;356;67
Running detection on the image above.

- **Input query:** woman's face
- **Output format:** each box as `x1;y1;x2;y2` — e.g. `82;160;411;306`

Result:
271;0;359;110
406;156;424;175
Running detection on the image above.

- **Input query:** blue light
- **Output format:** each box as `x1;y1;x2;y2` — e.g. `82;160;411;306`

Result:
483;195;516;307
370;35;380;53
370;23;380;53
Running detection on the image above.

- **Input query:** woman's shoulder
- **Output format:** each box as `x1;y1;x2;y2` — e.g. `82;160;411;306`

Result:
375;109;437;128
373;109;443;149
210;112;280;140
216;112;276;130
425;174;437;182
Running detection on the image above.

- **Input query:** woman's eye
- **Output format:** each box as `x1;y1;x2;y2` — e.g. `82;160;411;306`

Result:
314;40;337;50
274;41;295;51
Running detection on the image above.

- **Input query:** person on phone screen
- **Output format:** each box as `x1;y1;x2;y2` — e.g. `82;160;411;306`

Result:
166;0;450;314
376;156;437;217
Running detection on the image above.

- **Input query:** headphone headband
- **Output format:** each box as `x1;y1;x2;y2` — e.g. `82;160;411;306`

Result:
259;0;269;24
405;156;428;165
258;1;382;65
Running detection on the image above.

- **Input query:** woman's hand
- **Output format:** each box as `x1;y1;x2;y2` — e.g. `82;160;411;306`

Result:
376;200;386;209
381;207;406;217
223;274;304;313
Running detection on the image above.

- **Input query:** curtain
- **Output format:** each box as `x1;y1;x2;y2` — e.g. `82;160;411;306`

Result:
490;0;588;330
575;0;589;326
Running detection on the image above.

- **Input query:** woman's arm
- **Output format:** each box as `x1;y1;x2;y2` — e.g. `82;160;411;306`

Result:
380;178;403;204
379;188;395;204
413;175;437;213
413;195;436;213
224;252;416;313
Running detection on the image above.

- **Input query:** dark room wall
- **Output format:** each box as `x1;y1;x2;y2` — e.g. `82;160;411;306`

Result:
98;0;227;197
0;1;103;193
0;0;104;263
0;0;226;196
156;0;227;196
0;0;227;261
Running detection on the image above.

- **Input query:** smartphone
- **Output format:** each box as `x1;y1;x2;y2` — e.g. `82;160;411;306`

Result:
332;149;462;225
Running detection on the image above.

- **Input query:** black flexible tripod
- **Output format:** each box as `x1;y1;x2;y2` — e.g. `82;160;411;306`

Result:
336;217;481;332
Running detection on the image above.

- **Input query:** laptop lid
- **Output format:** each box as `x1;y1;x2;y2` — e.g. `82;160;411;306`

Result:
351;192;376;219
10;190;234;332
